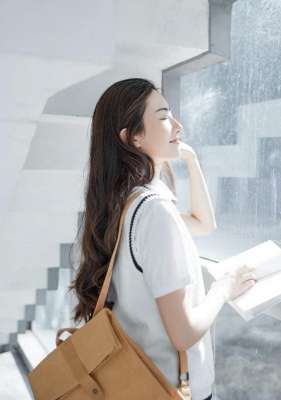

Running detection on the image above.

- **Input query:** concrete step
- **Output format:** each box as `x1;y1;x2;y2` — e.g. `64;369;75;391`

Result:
0;351;32;399
60;242;74;269
33;269;76;330
47;266;73;290
0;266;75;348
0;289;36;346
0;318;18;334
0;332;9;347
17;330;47;371
31;321;57;354
0;289;35;319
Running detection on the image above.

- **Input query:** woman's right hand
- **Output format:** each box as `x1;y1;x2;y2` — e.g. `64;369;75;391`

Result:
211;264;257;302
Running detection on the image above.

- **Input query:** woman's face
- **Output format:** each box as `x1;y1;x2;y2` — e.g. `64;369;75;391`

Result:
137;89;183;163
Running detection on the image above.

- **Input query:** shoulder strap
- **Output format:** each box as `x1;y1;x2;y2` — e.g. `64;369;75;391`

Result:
93;189;144;315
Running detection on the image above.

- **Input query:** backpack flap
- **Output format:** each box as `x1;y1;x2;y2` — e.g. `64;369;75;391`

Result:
70;308;122;374
28;308;122;400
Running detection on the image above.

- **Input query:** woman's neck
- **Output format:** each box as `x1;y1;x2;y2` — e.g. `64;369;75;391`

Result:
154;161;163;180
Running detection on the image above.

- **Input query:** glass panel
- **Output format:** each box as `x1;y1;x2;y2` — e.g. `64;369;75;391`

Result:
177;0;281;398
180;0;281;260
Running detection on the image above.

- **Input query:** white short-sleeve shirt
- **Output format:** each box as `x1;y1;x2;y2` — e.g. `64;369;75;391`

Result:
108;175;215;400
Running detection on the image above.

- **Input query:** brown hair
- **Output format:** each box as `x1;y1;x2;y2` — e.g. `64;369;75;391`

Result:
69;78;176;324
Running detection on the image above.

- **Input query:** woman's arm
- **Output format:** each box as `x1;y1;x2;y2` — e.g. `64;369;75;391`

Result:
179;143;217;236
156;265;256;351
156;283;225;351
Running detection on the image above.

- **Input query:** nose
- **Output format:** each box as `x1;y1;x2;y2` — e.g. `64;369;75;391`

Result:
173;117;183;132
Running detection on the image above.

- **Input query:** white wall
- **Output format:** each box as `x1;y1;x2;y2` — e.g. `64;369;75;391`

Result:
0;0;209;343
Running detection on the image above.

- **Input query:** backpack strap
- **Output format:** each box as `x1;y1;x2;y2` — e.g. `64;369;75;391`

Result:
129;193;159;273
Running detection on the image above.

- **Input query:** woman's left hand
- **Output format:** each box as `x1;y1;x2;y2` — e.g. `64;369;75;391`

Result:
178;140;197;161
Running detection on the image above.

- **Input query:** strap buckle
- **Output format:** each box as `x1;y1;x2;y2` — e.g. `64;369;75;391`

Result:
179;373;191;399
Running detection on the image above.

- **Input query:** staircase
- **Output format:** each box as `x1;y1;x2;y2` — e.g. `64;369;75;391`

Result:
0;213;83;398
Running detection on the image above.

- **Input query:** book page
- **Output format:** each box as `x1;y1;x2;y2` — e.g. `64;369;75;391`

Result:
206;240;281;281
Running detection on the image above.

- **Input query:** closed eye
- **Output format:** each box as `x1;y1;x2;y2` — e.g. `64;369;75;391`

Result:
160;117;168;120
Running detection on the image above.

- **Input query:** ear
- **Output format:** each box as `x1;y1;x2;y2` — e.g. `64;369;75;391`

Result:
119;128;128;144
119;128;143;149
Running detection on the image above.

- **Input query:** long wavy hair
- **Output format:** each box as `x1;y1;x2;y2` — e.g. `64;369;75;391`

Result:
69;78;176;324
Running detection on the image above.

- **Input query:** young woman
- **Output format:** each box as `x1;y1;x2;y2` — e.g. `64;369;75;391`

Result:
62;78;257;400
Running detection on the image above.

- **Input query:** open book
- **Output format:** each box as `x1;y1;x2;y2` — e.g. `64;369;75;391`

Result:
203;240;281;321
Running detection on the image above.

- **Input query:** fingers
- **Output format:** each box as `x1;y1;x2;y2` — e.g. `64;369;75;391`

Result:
226;265;256;281
237;264;256;274
239;271;257;282
234;265;256;281
239;279;256;295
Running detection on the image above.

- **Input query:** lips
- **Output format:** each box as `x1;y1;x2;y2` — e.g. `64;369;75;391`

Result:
169;138;180;143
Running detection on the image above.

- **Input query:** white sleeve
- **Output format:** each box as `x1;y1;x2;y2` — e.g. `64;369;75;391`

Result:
136;197;195;298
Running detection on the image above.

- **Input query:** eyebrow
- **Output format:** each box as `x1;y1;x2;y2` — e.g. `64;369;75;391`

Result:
155;107;170;113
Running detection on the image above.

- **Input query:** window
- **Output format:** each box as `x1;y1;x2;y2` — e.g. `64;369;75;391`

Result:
164;1;281;398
